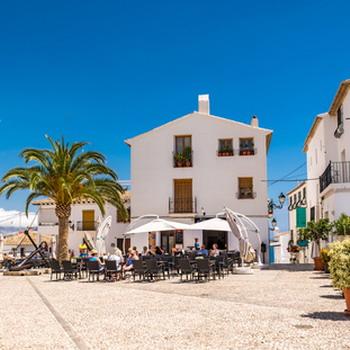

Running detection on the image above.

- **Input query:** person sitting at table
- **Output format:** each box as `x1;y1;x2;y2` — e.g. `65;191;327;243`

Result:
108;247;123;270
89;249;105;272
123;249;139;273
197;244;209;257
209;243;220;257
155;246;164;255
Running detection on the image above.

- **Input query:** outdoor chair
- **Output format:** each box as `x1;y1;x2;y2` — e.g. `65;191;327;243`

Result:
49;259;62;280
105;260;121;281
196;258;215;282
159;256;174;278
179;258;195;281
62;260;80;280
144;259;165;281
86;260;104;282
133;260;147;281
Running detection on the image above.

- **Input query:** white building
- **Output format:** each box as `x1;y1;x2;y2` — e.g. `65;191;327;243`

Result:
287;181;307;243
125;94;273;253
304;79;350;222
34;194;130;255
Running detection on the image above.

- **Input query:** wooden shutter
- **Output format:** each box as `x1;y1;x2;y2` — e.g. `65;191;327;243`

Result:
174;179;193;213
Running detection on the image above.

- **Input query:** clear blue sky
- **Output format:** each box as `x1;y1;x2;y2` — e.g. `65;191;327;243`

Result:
0;0;349;230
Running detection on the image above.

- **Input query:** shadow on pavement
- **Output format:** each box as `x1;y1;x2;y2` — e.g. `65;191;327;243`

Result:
301;311;350;321
320;294;343;300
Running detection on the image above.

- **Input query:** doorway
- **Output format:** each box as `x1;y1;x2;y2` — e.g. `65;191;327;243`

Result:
161;231;184;253
174;179;193;213
203;230;228;250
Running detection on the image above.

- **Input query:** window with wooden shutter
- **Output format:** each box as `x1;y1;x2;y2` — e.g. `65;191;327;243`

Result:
238;177;254;199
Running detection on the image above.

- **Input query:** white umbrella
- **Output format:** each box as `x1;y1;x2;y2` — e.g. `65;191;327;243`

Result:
224;207;257;264
96;216;112;256
126;218;190;234
189;217;231;232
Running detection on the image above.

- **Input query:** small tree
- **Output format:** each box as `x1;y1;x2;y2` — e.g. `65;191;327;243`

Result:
334;213;350;236
302;219;333;242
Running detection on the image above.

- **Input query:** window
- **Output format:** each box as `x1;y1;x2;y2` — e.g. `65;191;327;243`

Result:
293;194;297;204
239;138;255;155
289;196;293;205
238;177;254;199
303;187;306;200
335;105;344;138
218;139;233;156
81;210;95;231
298;191;301;201
174;135;192;167
310;206;315;222
337;105;343;128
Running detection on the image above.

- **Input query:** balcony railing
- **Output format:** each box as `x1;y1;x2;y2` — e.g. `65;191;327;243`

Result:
173;151;193;168
169;197;197;214
39;222;58;226
238;148;257;156
320;161;350;193
76;221;98;231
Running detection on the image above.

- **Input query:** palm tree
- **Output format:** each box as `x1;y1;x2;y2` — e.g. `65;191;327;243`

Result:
0;136;127;261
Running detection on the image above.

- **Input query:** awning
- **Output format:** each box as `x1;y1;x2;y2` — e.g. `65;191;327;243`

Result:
189;218;231;232
126;219;191;234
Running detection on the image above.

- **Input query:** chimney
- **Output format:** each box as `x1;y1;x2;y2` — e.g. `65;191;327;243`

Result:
251;115;259;128
198;94;210;114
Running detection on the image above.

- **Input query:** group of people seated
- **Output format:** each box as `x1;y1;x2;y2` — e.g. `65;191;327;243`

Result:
193;238;221;257
72;238;223;278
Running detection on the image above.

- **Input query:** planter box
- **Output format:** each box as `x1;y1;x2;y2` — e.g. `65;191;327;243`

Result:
313;257;324;271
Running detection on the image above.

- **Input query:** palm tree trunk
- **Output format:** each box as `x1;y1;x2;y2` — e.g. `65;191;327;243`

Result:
57;216;70;261
55;204;72;262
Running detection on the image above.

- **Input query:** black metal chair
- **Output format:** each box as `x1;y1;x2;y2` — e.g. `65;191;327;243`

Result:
145;259;165;281
179;258;195;281
196;258;215;282
159;256;174;278
133;260;147;281
105;260;121;281
62;260;80;280
50;259;62;280
86;260;104;282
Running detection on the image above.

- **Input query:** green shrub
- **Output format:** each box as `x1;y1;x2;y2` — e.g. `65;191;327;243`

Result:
334;213;350;236
328;239;350;289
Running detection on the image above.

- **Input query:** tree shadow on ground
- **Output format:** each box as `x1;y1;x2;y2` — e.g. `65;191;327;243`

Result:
301;311;350;321
320;294;343;300
310;276;330;279
319;284;333;288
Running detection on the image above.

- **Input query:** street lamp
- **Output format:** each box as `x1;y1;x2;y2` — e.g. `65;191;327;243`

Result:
271;217;277;229
268;192;286;216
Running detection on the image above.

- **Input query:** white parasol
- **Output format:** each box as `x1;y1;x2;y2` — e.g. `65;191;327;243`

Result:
126;218;191;234
96;216;112;256
224;207;261;265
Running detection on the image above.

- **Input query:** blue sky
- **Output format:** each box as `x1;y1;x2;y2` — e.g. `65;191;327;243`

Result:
0;0;349;230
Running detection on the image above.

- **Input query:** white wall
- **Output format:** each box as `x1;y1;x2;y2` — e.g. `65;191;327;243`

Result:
130;113;270;218
36;203;129;254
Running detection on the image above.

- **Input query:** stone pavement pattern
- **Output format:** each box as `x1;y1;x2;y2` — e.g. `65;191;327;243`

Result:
0;267;349;350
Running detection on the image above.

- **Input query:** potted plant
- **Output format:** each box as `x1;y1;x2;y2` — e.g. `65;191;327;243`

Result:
334;214;350;242
302;219;333;271
175;152;184;167
183;147;192;167
328;239;350;315
320;248;330;273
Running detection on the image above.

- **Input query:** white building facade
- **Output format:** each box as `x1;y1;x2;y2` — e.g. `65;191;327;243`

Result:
126;95;272;254
304;79;350;223
35;195;130;255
